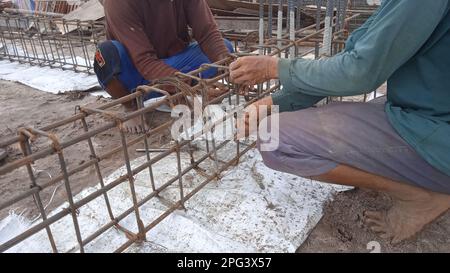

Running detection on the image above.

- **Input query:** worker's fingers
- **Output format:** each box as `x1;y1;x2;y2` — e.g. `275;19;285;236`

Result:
214;82;228;91
236;120;249;139
229;62;241;77
231;69;247;81
238;85;251;96
230;67;247;82
233;74;256;86
229;58;243;71
208;87;228;100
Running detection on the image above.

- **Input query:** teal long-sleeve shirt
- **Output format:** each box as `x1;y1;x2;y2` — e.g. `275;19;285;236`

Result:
273;0;450;177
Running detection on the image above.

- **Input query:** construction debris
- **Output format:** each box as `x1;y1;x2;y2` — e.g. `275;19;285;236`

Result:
57;0;104;34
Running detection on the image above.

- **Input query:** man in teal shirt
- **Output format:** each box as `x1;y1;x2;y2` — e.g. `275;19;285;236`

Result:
230;0;450;244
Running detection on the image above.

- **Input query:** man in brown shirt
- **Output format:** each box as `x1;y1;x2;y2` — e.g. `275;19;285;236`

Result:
94;0;233;133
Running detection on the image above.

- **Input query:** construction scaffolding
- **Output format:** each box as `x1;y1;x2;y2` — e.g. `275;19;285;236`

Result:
0;1;365;253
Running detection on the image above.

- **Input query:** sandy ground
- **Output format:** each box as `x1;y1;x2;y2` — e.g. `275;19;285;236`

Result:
299;189;450;253
0;80;449;253
0;80;172;220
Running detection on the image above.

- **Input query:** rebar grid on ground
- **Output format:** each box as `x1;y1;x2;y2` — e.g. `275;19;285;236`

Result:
0;13;105;74
0;7;361;253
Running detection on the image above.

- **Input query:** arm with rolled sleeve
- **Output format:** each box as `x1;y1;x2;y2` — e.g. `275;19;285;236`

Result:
184;0;229;63
273;0;449;112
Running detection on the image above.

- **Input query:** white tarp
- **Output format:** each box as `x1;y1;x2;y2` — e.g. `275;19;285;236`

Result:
0;148;349;253
0;60;99;94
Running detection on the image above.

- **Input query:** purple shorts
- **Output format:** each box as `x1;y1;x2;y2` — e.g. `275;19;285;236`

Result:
258;98;450;195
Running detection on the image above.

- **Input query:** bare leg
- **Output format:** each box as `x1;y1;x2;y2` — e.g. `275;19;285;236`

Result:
313;165;450;244
105;79;149;134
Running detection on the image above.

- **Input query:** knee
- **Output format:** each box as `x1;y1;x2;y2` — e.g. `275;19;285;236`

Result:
257;114;287;171
94;40;122;88
258;142;283;171
257;110;329;174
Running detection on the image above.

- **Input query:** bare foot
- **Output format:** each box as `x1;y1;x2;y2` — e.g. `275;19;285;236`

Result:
122;106;149;134
364;190;450;244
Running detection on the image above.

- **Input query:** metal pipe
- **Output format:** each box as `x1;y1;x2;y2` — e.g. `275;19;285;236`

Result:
259;0;265;55
314;0;323;59
277;0;284;49
322;0;334;57
288;0;296;57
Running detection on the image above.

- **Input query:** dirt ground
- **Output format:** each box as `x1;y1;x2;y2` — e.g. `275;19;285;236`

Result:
299;189;450;253
0;80;172;220
0;80;449;253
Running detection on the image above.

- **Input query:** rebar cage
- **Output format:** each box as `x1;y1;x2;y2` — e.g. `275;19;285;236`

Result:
0;1;373;253
32;0;86;14
0;12;105;74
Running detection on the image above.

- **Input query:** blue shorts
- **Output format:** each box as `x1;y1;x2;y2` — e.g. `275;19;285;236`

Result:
94;40;234;101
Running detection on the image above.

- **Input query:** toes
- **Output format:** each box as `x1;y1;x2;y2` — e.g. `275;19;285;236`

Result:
365;218;384;228
363;210;393;238
380;232;392;240
390;230;412;245
139;124;148;134
364;211;383;221
363;211;385;227
126;126;133;134
390;225;418;245
391;232;413;245
365;218;388;235
369;224;387;234
391;236;404;245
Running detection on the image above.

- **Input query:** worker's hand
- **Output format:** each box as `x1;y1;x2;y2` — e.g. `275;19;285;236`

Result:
207;82;229;102
230;56;279;86
236;96;274;139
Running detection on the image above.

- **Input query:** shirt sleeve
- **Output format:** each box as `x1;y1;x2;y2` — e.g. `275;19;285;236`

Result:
104;1;177;81
184;0;229;63
273;0;449;112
